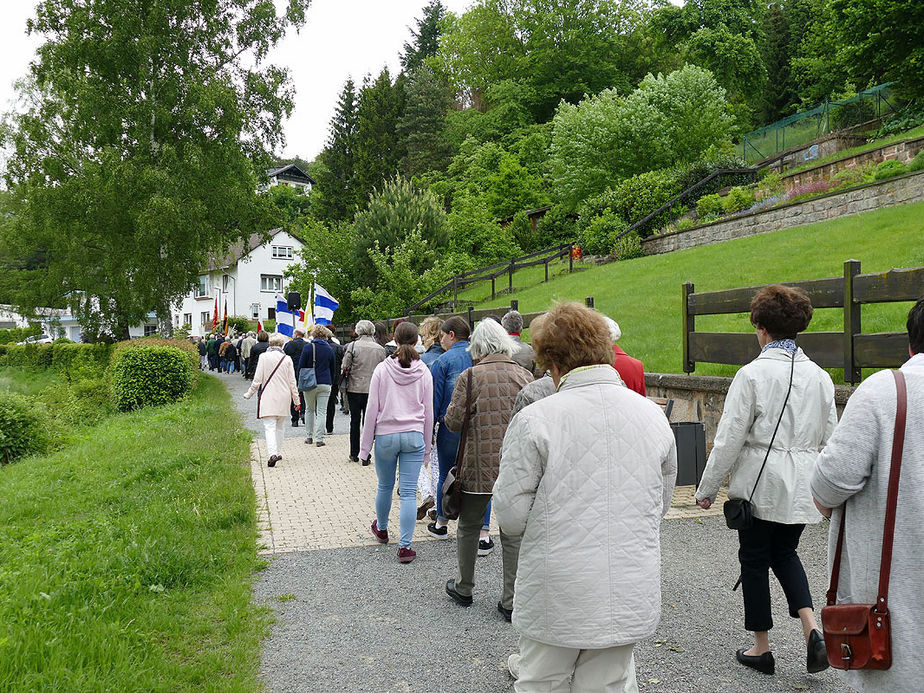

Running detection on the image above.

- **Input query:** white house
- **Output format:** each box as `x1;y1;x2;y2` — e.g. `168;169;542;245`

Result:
266;164;315;192
172;228;305;337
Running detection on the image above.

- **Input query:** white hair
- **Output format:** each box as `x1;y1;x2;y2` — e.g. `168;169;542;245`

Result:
468;319;517;360
355;320;375;336
602;316;621;342
269;333;286;347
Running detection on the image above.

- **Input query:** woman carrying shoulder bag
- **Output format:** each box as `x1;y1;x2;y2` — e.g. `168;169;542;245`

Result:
360;322;434;563
695;285;837;676
243;333;300;468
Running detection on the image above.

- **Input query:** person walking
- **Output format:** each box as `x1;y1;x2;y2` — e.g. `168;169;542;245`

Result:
495;302;676;691
427;316;474;539
298;325;335;447
361;322;434;564
695;285;836;676
812;297;924;692
206;334;218;371
285;328;307;427
501;310;536;374
325;334;345;435
247;331;269;379
341;320;387;463
240;331;256;379
415;316;444;519
243;333;300;468
197;337;208;370
442;319;532;608
224;338;238;375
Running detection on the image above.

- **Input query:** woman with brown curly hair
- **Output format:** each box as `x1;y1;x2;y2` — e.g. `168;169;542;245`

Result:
695;284;837;677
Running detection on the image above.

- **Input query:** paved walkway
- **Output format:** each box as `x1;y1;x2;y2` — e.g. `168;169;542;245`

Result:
218;372;849;693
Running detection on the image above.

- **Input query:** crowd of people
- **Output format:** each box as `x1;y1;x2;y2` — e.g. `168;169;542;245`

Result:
229;292;923;693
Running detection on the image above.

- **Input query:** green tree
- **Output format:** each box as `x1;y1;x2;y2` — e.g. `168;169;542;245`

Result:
399;66;455;177
759;3;794;122
2;0;308;339
353;68;406;207
401;0;447;74
285;217;359;322
312;78;359;223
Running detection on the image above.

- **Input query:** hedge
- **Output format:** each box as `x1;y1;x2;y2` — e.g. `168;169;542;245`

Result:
110;344;196;412
0;393;48;465
0;343;111;377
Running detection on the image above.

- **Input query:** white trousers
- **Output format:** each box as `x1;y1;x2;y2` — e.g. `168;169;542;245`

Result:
262;415;286;457
515;635;638;693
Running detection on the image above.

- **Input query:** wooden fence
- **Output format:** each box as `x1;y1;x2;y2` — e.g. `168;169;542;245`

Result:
683;260;923;383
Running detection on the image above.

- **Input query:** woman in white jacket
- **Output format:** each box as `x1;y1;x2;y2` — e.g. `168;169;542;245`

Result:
695;284;837;676
243;333;300;468
495;302;677;692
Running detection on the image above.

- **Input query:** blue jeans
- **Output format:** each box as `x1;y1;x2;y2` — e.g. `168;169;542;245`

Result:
374;431;425;547
435;424;491;530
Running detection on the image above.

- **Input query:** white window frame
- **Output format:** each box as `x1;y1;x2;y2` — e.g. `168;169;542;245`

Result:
200;311;210;326
250;303;260;319
271;245;294;259
196;275;209;298
182;313;192;327
143;324;158;337
260;275;283;293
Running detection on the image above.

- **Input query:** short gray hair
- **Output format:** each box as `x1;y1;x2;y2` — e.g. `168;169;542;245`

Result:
602;316;621;342
501;310;524;334
355;320;375;336
468;319;517;360
269;333;286;346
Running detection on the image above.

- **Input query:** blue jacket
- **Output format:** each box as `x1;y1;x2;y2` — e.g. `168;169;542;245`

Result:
297;338;335;386
420;343;445;368
431;341;472;423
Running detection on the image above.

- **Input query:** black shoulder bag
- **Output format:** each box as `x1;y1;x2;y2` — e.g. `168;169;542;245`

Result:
724;352;796;530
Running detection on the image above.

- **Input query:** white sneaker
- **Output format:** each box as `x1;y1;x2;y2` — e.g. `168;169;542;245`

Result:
507;653;520;679
477;537;494;556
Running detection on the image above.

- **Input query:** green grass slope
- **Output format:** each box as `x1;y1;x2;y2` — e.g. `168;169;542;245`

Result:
473;202;924;380
0;375;266;692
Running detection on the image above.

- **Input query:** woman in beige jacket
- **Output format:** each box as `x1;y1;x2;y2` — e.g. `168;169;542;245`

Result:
244;333;300;468
341;319;386;464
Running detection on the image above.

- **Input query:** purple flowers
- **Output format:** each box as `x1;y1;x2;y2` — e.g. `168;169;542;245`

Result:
786;180;831;201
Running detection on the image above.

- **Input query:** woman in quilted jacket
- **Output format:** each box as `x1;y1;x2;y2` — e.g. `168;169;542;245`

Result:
442;319;532;609
494;302;677;692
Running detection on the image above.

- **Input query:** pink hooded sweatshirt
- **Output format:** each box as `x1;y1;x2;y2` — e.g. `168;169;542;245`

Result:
360;355;434;462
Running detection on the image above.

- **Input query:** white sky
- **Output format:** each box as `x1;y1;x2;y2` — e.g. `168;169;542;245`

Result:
0;0;475;163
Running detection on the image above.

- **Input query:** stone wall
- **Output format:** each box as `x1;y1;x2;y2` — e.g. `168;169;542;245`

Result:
782;135;924;191
641;170;924;256
766;132;868;174
646;372;854;451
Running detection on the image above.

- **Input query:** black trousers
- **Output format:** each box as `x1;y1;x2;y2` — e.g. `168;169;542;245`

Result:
325;383;338;433
738;518;813;632
290;391;305;425
347;391;369;458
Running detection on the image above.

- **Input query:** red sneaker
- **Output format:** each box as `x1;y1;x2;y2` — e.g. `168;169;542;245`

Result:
397;546;416;563
370;520;388;544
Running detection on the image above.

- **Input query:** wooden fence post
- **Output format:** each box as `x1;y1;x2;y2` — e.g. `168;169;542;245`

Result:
544;259;549;283
467;305;474;327
509;260;514;293
585;296;594;308
491;276;496;301
843;259;862;384
569;243;574;273
682;282;695;374
452;275;458;311
510;300;519;312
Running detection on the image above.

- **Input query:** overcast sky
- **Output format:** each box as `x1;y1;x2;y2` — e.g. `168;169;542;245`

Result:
0;0;475;163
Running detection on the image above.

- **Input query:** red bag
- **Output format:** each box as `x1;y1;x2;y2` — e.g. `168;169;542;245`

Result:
821;370;906;671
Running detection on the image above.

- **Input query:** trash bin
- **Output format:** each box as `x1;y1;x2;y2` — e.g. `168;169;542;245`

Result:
671;422;706;486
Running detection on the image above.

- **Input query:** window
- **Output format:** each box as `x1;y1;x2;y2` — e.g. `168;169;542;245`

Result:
267;307;275;321
251;303;260;319
271;245;294;259
143;324;158;337
196;275;209;297
222;275;229;291
200;311;210;326
183;313;192;327
261;274;283;292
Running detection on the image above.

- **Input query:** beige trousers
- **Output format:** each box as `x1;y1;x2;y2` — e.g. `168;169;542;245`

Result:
515;635;639;693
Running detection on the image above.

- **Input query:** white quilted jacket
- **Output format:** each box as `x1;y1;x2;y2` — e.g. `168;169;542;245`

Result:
494;366;677;649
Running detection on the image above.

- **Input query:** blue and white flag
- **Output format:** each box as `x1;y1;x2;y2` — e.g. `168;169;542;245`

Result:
313;284;339;325
275;294;295;338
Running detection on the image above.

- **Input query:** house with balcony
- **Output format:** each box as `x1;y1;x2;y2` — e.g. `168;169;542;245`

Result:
172;228;304;336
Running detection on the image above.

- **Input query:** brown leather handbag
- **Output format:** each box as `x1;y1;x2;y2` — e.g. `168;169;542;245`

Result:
821;369;907;671
441;367;473;521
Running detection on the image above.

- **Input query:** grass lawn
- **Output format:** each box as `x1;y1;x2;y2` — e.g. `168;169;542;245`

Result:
467;202;924;381
0;374;266;692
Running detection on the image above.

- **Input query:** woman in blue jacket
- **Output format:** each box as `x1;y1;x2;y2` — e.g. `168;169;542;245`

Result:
298;325;336;447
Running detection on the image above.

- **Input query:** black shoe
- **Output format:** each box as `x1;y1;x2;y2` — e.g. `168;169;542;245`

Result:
807;629;829;673
445;579;473;607
291;421;299;427
349;456;359;463
477;537;495;556
497;601;513;622
736;649;774;675
267;455;280;468
361;458;370;466
427;522;449;539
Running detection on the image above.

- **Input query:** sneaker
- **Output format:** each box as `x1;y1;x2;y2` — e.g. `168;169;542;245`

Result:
507;653;520;679
427;522;449;539
267;454;280;468
416;496;435;521
445;579;473;606
316;441;326;447
370;519;388;544
477;537;495;556
349;456;359;463
397;546;416;563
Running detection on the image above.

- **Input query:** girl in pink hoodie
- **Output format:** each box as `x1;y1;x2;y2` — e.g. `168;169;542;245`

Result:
361;322;434;563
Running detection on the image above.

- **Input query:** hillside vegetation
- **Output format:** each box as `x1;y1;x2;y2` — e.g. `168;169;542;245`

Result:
472;202;924;381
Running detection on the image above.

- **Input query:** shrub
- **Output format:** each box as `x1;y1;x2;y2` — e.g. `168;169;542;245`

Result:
580;211;627;256
611;169;682;237
535;205;579;247
226;316;250;335
723;186;755;214
872;102;924;138
0;325;41;345
0;393;48;464
830;167;866;190
786;180;832;202
675;217;697;231
873;159;908;180
612;231;643;261
696;193;724;219
755;172;783;200
110;345;195;412
909;151;924;172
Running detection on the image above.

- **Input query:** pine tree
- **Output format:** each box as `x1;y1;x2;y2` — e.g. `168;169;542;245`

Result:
353;68;405;207
314;78;359;223
399;66;455;177
401;1;446;74
760;2;793;122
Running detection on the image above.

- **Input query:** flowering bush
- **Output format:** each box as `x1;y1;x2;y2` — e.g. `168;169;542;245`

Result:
786;180;831;202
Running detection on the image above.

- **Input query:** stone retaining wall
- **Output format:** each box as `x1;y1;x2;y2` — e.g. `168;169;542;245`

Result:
646;372;855;451
782;135;924;191
641;170;924;256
